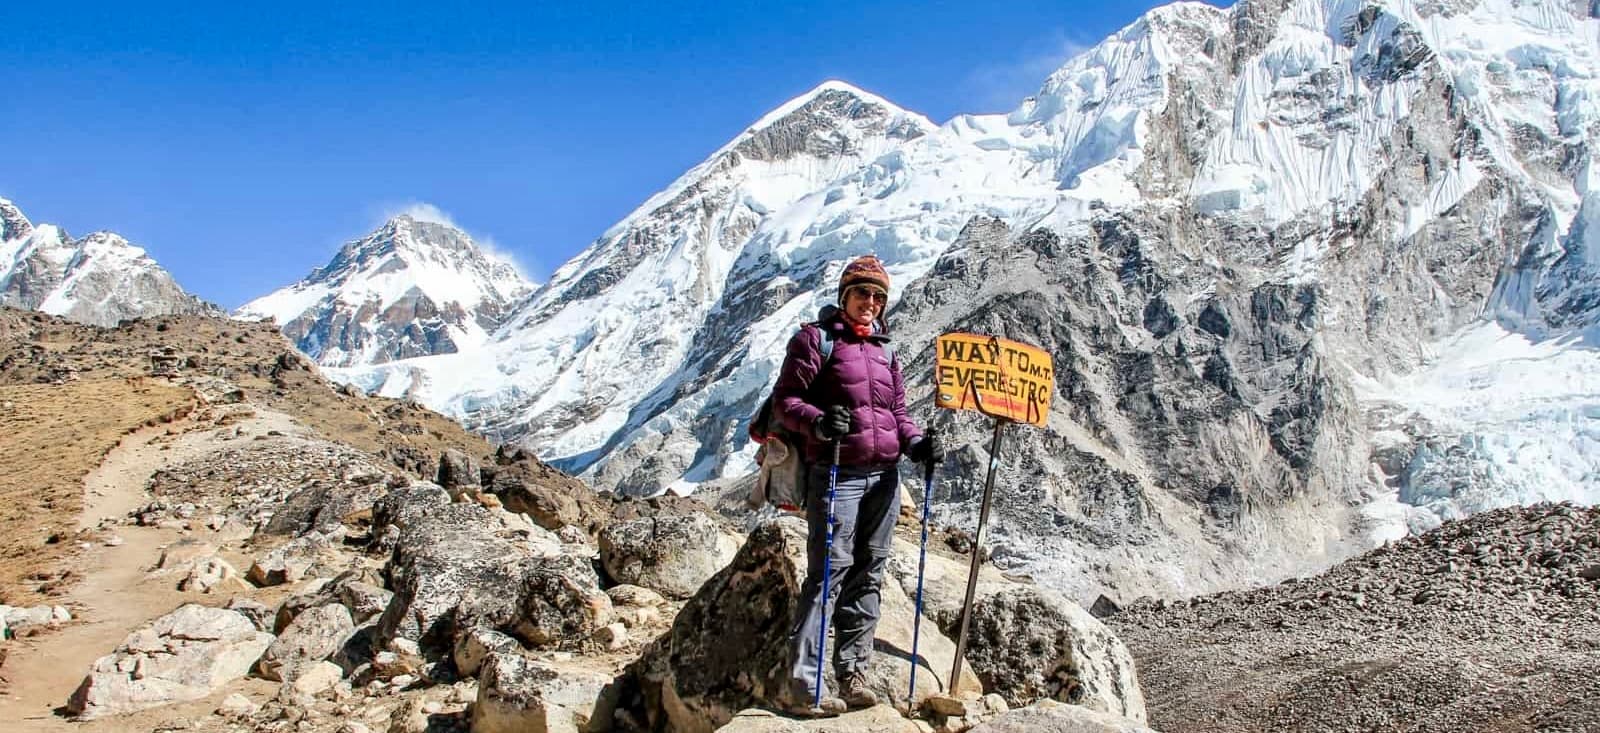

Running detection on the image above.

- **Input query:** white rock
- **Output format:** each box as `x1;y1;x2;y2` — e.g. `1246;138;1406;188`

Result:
454;627;519;678
6;605;56;629
593;622;628;651
287;661;345;697
157;539;217;570
178;557;249;593
471;652;614;733
67;604;275;719
257;603;355;682
215;692;258;717
969;700;1159;732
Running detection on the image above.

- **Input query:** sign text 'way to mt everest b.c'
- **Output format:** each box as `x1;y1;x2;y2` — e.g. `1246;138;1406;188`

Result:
934;333;1053;427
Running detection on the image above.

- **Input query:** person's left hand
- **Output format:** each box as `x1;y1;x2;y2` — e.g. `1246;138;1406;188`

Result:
908;430;944;465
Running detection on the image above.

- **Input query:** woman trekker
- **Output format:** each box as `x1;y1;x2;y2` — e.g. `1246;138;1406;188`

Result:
772;254;943;717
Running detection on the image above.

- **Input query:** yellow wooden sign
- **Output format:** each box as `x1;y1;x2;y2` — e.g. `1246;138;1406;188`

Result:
934;333;1053;427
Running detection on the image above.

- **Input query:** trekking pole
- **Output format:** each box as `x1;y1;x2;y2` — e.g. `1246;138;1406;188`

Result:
907;442;938;705
814;440;842;708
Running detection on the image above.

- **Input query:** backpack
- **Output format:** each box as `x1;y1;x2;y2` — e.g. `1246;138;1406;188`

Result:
747;308;894;512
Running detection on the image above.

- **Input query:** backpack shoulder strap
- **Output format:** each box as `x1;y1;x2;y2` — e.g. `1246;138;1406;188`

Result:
818;327;835;365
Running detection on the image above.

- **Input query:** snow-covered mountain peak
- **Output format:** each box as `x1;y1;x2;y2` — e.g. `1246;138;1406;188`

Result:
0;198;32;242
747;79;936;134
308;214;525;294
236;213;532;368
319;0;1600;603
0;201;215;326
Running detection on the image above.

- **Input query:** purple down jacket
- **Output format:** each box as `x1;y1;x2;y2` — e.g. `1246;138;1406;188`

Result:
774;314;922;467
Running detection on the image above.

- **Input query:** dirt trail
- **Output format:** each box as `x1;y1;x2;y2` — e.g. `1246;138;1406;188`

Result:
1;408;302;732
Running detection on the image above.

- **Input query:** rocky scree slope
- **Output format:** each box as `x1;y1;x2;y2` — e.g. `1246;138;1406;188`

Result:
1110;501;1600;733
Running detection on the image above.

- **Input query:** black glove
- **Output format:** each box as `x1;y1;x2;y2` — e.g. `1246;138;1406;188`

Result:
813;405;852;441
908;431;945;465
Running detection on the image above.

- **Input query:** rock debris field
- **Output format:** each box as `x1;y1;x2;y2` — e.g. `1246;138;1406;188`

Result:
1111;503;1600;733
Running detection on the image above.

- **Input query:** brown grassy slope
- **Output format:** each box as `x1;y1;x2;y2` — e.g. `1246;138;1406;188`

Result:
0;379;193;605
0;308;496;476
0;307;539;602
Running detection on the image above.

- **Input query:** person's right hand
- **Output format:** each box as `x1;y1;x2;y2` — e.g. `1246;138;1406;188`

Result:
814;405;852;441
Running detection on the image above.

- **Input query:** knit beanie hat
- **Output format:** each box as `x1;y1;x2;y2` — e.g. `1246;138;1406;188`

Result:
838;255;890;299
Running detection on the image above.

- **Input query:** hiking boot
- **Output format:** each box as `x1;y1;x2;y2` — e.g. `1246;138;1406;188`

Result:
780;678;846;718
839;670;878;709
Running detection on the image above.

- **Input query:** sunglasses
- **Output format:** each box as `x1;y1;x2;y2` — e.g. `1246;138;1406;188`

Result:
848;287;889;304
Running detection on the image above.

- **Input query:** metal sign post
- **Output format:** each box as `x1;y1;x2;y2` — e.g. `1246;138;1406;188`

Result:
928;332;1053;698
948;417;1006;693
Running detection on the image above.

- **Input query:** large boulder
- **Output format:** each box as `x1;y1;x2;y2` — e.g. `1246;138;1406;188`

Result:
599;513;741;599
376;494;609;658
485;445;610;533
884;539;1012;632
952;587;1145;721
512;554;614;648
616;518;980;733
715;705;920;732
257;602;356;682
274;568;389;631
970;700;1160;732
438;448;484;501
262;468;389;537
67;604;274;719
472;650;617;733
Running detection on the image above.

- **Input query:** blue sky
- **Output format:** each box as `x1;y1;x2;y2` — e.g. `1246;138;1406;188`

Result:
2;1;1225;308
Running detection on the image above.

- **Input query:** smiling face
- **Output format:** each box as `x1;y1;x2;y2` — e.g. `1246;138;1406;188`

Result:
842;284;887;327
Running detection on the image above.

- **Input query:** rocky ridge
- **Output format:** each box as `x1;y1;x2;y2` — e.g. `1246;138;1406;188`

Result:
0;308;1151;733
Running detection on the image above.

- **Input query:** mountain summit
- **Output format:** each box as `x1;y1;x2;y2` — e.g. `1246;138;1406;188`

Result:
237;214;532;368
0;198;216;327
335;82;938;461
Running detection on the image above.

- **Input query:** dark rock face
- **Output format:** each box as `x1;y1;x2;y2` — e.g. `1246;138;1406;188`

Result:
0;199;31;241
435;448;482;500
733;88;926;163
890;210;1371;596
614;521;802;733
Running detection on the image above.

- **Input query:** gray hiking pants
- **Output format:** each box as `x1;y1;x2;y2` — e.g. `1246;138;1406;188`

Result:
788;463;900;688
